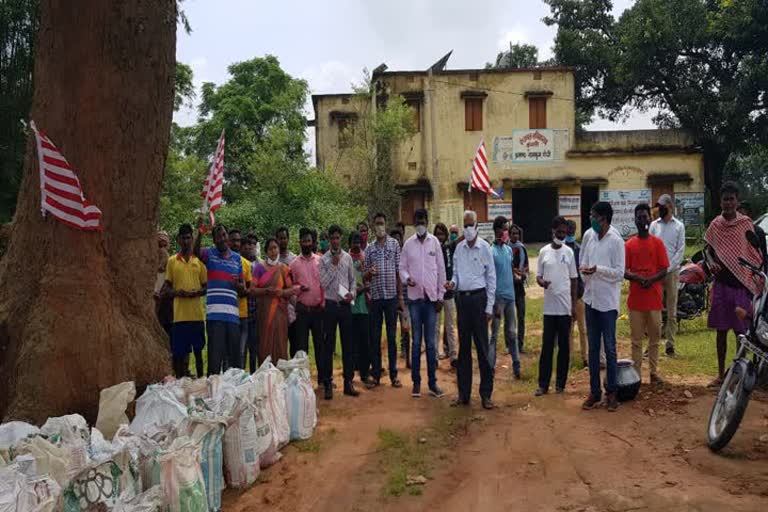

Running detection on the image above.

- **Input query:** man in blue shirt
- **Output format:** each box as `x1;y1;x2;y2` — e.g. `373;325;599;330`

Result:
491;216;520;379
445;210;497;410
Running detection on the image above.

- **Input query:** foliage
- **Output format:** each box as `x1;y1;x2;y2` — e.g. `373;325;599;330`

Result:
486;43;539;69
543;0;768;208
339;72;417;223
724;144;768;217
0;0;38;223
174;62;195;112
192;55;309;194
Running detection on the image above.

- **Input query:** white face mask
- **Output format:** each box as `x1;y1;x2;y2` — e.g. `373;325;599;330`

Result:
375;225;386;238
552;236;564;247
266;257;279;266
415;225;427;237
464;225;478;242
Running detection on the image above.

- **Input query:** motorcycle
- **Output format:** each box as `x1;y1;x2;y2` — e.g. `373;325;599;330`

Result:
707;230;768;451
661;252;711;328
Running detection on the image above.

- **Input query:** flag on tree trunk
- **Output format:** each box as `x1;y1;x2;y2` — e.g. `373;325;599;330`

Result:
201;129;225;226
32;121;102;231
468;139;500;198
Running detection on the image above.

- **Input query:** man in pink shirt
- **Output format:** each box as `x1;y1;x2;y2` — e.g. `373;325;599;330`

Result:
290;227;325;384
399;208;447;398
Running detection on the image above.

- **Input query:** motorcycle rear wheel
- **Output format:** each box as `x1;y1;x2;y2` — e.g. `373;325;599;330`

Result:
708;358;753;452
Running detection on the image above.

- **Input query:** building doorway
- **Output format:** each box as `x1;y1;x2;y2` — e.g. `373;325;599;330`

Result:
512;187;557;243
581;186;599;235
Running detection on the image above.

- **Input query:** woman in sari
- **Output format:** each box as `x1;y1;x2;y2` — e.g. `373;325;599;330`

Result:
250;238;295;364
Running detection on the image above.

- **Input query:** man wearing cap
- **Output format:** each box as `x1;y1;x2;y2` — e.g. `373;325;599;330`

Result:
649;194;686;357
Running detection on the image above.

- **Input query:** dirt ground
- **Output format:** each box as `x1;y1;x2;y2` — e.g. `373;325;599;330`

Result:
223;351;768;512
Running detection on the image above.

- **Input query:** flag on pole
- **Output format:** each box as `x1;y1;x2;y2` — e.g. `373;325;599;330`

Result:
31;121;102;231
468;139;500;198
201;129;225;226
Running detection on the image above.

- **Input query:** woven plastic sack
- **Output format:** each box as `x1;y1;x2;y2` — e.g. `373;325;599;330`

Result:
252;358;290;448
159;437;207;512
276;351;311;381
185;414;226;511
285;369;317;441
95;382;136;440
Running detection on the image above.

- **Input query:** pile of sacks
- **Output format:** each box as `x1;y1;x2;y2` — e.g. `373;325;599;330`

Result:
0;352;317;512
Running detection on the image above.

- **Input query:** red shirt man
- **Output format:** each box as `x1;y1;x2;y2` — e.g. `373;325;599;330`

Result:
624;204;670;384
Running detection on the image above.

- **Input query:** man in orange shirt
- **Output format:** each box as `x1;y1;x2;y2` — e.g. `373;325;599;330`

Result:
624;203;670;385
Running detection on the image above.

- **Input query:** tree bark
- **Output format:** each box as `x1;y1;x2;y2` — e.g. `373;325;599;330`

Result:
702;142;729;220
0;0;176;423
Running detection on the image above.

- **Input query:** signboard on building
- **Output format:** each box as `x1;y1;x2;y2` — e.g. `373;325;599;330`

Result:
674;192;705;226
492;129;567;164
477;222;495;242
558;195;581;217
599;189;651;238
488;201;512;220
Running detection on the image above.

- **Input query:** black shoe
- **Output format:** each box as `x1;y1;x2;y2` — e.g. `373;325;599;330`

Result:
323;384;333;400
666;346;676;358
429;385;444;398
344;381;359;397
534;388;548;397
450;359;459;370
364;376;377;390
513;369;521;380
481;398;495;410
555;387;565;394
518;344;526;354
411;384;421;398
391;378;403;388
451;398;469;407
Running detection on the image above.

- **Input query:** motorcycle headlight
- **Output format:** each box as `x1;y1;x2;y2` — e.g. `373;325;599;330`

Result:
757;318;768;345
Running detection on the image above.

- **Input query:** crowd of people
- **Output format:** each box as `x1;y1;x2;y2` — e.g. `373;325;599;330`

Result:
154;181;763;411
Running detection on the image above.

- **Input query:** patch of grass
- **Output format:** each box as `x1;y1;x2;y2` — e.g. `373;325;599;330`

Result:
507;283;736;388
294;438;321;453
375;407;475;497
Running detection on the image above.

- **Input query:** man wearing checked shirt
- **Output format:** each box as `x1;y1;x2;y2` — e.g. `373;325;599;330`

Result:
445;210;497;410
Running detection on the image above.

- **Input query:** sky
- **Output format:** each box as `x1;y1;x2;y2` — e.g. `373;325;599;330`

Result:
175;0;657;156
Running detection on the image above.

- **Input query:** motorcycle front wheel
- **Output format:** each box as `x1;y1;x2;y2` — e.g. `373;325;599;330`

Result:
708;358;753;452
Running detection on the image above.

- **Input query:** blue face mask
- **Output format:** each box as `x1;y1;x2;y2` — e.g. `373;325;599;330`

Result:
590;219;602;233
565;235;576;243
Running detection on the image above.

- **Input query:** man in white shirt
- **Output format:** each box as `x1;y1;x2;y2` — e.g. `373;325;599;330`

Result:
445;210;497;410
580;201;625;412
649;194;685;357
535;216;578;396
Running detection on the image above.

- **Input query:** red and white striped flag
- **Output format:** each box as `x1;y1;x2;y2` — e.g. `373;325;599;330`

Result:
468;139;500;198
201;129;225;226
32;121;102;231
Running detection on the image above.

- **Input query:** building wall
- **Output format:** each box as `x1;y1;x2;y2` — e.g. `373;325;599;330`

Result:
313;69;704;238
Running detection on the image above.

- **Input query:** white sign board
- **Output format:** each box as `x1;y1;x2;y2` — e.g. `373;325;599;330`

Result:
558;195;581;217
675;192;705;226
492;129;555;163
477;222;495;242
599;189;651;238
488;201;512;220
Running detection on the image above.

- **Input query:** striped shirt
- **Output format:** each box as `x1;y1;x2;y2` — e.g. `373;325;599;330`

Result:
201;247;243;324
363;237;401;300
319;250;356;303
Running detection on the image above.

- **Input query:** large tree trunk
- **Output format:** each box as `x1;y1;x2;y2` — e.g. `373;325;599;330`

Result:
0;0;176;423
702;142;729;220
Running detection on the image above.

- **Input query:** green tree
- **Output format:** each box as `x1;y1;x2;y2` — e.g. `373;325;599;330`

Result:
174;62;195;111
543;0;768;209
725;145;768;217
0;0;39;223
486;43;539;69
193;55;309;195
340;74;417;222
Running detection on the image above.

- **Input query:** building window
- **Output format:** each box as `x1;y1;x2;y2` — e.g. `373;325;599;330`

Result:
337;117;354;148
400;191;425;224
465;98;483;131
406;99;421;132
528;97;547;129
463;189;488;222
408;162;417;171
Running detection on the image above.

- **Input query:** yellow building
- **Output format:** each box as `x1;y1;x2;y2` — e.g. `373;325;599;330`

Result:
311;57;704;242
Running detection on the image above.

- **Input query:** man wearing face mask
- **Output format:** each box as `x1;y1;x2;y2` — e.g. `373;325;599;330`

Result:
490;216;520;380
434;223;459;365
445;210;497;410
535;216;578;396
580;202;625;412
508;225;529;353
364;213;405;388
290;228;325;373
649;194;685;358
625;203;669;385
400;209;447;398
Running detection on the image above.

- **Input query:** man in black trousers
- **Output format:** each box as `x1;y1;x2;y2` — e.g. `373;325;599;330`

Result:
445;210;497;410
